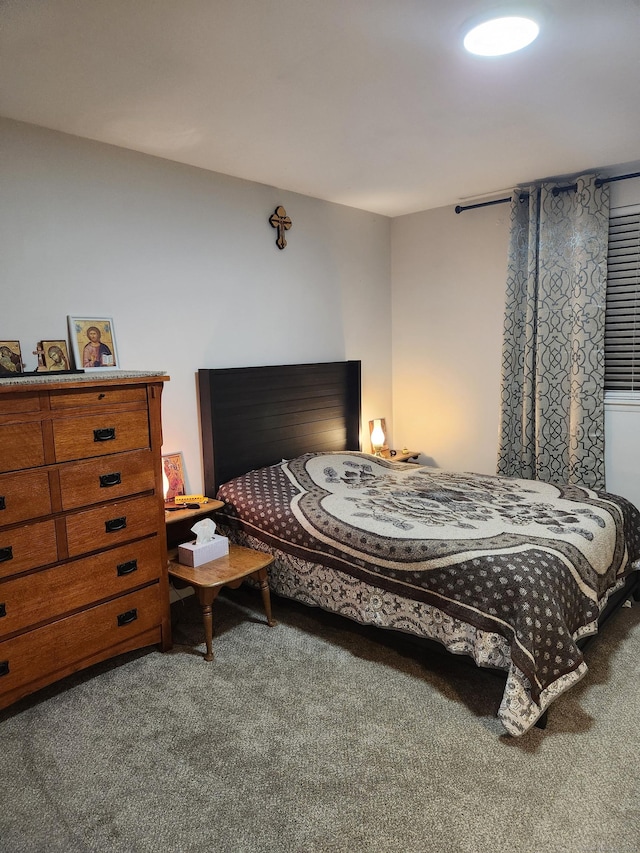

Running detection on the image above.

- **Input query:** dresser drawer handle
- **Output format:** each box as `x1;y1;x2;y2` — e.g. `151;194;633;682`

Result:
0;547;13;563
0;603;5;618
0;496;5;511
117;608;138;627
100;472;122;488
105;516;127;533
117;559;138;576
93;427;116;442
0;661;9;677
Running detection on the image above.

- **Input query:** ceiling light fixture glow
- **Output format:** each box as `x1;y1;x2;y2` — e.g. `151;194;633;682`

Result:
463;15;540;56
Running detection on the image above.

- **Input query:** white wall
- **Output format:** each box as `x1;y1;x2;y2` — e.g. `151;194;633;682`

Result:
4;116;638;507
390;202;510;473
391;175;640;508
1;118;392;493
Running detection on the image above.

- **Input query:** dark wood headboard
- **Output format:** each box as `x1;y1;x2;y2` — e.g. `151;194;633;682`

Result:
198;360;361;496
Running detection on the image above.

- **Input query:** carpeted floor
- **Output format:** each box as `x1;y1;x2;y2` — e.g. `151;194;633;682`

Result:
1;587;639;853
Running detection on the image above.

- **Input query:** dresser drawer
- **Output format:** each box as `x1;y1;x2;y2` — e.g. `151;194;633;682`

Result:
59;450;156;510
0;584;162;704
0;470;52;524
0;537;163;637
53;410;150;463
0;520;58;581
50;385;148;410
65;495;160;557
0;422;45;472
0;392;41;415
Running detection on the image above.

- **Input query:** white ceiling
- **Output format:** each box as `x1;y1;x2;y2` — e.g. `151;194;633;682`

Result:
2;0;639;217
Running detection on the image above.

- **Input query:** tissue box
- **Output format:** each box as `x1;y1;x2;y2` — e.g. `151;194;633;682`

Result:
178;535;229;567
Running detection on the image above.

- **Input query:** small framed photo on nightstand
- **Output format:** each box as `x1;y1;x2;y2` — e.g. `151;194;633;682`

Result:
162;452;188;501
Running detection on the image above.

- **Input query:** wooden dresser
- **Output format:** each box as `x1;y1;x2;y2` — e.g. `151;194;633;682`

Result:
0;371;171;710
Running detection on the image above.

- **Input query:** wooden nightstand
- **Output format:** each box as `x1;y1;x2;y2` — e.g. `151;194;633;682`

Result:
167;544;276;661
380;449;419;462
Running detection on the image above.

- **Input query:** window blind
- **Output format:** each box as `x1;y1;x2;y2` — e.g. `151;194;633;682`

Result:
605;205;640;392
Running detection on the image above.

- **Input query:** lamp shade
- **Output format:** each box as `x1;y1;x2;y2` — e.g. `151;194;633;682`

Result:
370;420;385;447
369;418;387;456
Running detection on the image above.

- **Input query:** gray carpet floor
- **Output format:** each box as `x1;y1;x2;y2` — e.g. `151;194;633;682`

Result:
1;587;639;853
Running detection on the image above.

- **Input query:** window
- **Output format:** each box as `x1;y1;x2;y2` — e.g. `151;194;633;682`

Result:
605;204;640;393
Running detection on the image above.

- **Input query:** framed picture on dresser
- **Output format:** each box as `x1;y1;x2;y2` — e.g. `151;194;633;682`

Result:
68;316;118;370
0;341;24;375
41;340;71;371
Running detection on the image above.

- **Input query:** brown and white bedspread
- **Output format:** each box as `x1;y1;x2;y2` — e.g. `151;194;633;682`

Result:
216;452;640;735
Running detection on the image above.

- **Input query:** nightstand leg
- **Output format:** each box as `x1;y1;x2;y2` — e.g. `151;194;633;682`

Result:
254;567;276;626
195;588;220;662
200;602;214;661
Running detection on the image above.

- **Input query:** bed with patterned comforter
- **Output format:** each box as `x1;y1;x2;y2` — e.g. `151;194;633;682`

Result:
215;451;640;735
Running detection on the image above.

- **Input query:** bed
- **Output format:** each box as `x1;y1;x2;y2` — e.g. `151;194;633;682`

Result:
198;361;640;736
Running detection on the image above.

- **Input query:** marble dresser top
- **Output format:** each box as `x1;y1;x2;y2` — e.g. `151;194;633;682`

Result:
0;370;169;387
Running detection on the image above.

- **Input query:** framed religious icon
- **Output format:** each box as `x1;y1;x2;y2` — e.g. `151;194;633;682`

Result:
162;452;188;501
42;340;71;371
0;341;24;376
68;316;118;370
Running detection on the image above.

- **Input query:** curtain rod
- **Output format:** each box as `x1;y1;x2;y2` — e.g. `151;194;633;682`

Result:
454;170;640;214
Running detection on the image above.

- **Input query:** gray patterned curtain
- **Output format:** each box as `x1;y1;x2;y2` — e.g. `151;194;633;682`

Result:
497;174;610;489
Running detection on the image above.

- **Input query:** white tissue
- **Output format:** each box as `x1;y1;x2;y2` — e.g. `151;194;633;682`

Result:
191;518;217;544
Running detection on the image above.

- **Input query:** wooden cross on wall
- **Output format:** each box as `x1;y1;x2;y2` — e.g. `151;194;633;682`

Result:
269;205;292;250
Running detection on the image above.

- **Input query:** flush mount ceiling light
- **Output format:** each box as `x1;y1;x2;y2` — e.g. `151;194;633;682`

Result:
463;14;540;56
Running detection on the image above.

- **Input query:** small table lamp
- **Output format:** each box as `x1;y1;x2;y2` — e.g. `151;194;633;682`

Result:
369;418;387;456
